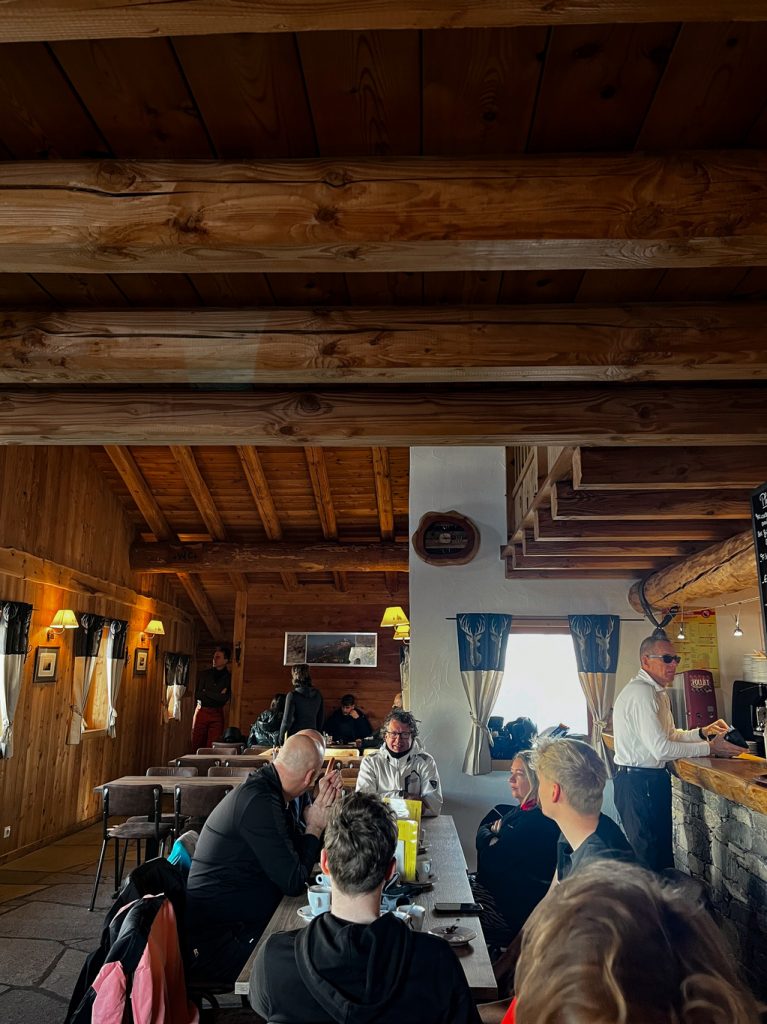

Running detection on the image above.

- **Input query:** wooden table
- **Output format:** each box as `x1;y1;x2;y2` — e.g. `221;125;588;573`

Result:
95;774;247;795
171;753;265;768
235;814;497;1001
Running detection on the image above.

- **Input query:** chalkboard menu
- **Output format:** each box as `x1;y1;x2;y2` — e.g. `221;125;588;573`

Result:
751;481;767;650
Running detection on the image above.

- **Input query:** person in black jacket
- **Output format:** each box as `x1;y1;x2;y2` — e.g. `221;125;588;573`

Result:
248;692;287;747
280;664;325;743
471;749;560;950
186;733;342;983
250;792;480;1024
323;694;372;746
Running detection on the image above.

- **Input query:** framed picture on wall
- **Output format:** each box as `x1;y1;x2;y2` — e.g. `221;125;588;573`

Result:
134;648;149;675
32;646;59;684
284;632;378;668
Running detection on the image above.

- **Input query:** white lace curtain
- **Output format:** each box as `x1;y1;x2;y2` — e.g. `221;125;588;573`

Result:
0;601;33;758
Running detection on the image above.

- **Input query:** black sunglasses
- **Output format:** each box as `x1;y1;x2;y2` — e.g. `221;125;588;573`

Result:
647;654;681;664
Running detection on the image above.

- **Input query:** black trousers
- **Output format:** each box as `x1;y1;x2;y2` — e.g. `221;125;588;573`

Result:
613;767;674;872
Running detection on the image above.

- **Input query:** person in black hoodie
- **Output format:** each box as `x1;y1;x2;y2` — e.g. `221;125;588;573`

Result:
249;792;480;1024
280;664;325;743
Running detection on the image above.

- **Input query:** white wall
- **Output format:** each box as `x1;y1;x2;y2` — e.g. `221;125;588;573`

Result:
409;447;647;864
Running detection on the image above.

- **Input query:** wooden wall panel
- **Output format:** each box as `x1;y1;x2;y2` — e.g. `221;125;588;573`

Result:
198;601;408;739
0;447;196;864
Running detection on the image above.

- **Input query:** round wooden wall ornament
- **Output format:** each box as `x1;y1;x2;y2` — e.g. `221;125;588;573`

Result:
412;510;480;566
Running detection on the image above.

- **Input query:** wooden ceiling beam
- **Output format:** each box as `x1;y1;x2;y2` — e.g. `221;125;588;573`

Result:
516;534;702;559
512;547;659;571
534;509;741;544
573;446;767;491
104;445;172;541
552;483;752;521
9;304;767;384
627;531;756;611
371;447;400;596
176;572;223;640
246;585;407;606
304;446;347;592
170;444;247;593
6;384;767;446
132;540;408;573
3;155;767;273
1;1;763;41
235;444;298;593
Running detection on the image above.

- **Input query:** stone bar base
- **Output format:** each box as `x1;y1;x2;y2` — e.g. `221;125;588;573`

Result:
672;776;767;998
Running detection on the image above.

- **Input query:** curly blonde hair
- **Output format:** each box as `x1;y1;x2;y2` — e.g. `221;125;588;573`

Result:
514;862;762;1024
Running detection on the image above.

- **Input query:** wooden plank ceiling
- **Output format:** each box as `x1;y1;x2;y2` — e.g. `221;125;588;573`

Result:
1;9;767;626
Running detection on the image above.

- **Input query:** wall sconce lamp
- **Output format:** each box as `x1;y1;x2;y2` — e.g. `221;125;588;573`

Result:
380;606;409;629
393;623;411;643
676;608;686;642
140;619;165;645
46;609;78;641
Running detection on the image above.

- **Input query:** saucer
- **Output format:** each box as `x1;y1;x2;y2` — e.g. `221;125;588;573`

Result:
428;925;477;947
297;905;325;920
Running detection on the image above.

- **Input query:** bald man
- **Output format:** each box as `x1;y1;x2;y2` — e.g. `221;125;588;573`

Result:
187;733;342;983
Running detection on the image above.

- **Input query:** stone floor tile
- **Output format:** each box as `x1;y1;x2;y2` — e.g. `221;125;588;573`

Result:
0;987;69;1023
0;900;102;942
33;883;112;909
0;883;46;905
4;846;97;872
0;937;63;986
0;869;51;884
40;947;88;1000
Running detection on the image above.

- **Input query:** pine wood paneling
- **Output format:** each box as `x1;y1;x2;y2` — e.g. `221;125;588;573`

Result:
0;447;195;864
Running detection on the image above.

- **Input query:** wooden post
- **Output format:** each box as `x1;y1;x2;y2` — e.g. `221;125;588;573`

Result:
229;589;248;733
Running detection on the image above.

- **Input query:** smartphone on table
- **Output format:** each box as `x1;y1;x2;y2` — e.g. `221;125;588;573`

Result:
434;902;482;915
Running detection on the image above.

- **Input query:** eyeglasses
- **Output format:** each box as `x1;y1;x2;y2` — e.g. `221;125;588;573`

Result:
385;730;412;740
646;654;681;664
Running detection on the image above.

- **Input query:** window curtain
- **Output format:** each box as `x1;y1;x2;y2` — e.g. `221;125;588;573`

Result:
456;613;512;775
399;643;410;697
0;600;33;759
568;614;621;766
105;618;128;738
163;651;190;722
68;613;106;744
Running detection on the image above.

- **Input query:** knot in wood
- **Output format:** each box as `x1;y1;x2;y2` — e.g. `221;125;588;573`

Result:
171;210;207;236
315;205;340;226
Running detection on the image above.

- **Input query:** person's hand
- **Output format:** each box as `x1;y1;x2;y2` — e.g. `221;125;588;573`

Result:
490;819;502;834
196;700;202;709
349;708;359;719
709;733;744;758
304;768;342;834
703;719;730;738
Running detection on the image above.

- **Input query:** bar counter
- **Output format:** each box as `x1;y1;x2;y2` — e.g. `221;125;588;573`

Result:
670;752;767;816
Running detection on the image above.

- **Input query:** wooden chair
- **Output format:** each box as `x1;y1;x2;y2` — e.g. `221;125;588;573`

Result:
243;744;269;754
207;766;255;778
197;745;239;755
176;756;220;774
211;740;244;754
146;765;199;777
90;783;172;912
174;782;233;836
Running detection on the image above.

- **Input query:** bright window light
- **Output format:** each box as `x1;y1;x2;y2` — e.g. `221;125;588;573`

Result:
493;633;588;736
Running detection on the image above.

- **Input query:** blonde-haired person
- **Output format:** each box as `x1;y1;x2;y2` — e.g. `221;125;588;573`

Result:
496;861;763;1024
471;750;560;950
533;737;634;883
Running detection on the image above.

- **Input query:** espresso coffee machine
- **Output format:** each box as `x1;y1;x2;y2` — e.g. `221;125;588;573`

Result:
670;670;718;731
731;680;767;757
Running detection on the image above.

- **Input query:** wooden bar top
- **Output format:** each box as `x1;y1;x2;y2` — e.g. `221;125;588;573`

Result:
603;733;767;817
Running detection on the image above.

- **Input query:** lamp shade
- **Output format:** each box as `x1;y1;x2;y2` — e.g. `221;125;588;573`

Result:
144;619;165;637
393;624;411;641
380;606;409;628
50;609;78;630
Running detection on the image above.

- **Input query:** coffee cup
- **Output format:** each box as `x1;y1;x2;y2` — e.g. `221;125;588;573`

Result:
402;904;426;931
315;872;332;889
415;855;432;881
307;885;331;916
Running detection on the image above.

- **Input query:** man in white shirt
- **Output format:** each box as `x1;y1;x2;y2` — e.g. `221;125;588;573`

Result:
612;633;742;871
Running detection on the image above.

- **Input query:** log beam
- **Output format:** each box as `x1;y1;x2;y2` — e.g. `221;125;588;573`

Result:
628;531;757;611
131;541;409;573
3;384;767;446
2;155;767;273
246;584;406;606
236;445;298;592
7;304;767;384
1;1;764;42
552;483;752;521
304;446;347;592
574;446;767;491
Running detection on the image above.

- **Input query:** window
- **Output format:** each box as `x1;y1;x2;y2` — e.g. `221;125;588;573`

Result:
493;632;588;736
83;626;109;732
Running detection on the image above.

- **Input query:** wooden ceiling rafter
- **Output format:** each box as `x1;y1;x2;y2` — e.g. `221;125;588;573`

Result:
170;444;248;593
1;1;764;42
371;446;399;595
552;482;752;521
8;303;767;384
573;446;767;490
104;444;221;638
235;445;299;593
2;154;767;274
304;446;347;593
